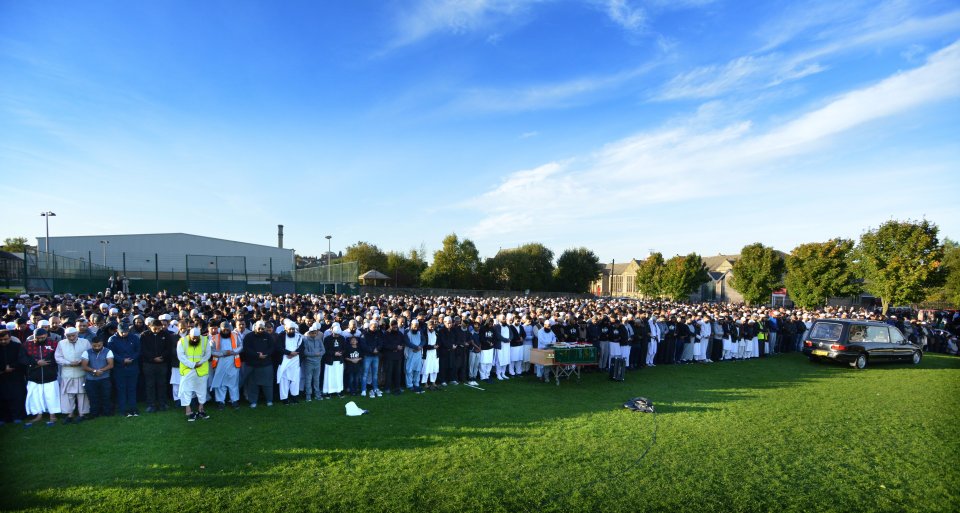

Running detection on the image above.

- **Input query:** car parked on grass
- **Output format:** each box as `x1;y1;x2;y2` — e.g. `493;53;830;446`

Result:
802;319;922;369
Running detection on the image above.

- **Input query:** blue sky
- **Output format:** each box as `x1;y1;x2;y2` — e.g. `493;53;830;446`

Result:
2;0;959;263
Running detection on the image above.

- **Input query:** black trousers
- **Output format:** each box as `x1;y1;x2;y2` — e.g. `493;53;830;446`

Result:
0;379;26;422
453;349;467;382
381;358;403;392
142;362;168;408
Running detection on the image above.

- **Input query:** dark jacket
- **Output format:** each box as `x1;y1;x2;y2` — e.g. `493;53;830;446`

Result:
140;330;173;365
242;331;276;368
323;334;346;364
380;330;405;361
437;326;456;352
360;329;383;357
107;333;141;374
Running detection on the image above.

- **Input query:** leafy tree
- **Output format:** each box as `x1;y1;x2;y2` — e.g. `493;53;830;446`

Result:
784;239;861;309
553;247;602;293
484;243;555;291
730;243;785;306
421;234;482;289
1;237;27;253
384;248;428;288
634;252;665;299
342;241;388;275
855;220;944;314
939;239;960;307
659;253;709;301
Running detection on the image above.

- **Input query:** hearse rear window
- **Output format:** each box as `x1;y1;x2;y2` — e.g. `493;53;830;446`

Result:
809;322;843;341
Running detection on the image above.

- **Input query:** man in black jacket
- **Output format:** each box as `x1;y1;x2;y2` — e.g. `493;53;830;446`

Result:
140;319;174;412
380;320;405;395
437;317;458;386
241;321;275;407
0;330;26;424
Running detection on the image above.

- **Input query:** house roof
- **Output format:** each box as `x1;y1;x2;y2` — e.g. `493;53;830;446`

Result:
702;254;740;271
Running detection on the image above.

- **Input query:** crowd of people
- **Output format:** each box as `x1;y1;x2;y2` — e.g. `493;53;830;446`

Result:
1;291;957;425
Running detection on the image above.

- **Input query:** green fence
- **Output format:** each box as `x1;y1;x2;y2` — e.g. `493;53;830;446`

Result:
23;250;359;295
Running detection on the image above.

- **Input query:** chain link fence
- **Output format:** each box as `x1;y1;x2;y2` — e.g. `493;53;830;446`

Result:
20;250;359;295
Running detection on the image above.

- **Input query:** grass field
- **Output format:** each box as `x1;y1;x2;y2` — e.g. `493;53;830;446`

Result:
2;353;958;512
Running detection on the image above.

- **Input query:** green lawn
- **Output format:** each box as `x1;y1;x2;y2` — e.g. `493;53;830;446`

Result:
2;353;959;512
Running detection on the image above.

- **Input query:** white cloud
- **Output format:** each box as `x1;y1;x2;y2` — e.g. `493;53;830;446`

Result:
656;6;960;102
605;0;646;32
466;39;960;242
520;131;539;138
386;0;539;49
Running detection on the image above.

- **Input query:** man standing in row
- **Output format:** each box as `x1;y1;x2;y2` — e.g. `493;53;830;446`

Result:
53;327;90;423
277;320;302;405
140;319;173;412
177;327;211;421
108;322;141;417
210;321;243;409
242;321;275;408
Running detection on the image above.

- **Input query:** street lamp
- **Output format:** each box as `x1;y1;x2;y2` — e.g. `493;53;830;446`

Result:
40;211;56;253
325;235;332;266
99;240;110;266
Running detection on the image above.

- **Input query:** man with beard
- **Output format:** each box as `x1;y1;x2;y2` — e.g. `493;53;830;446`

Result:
404;319;425;393
478;317;497;383
421;319;440;390
360;320;383;398
20;328;60;426
0;330;26;424
242;321;275;408
301;323;325;401
536;320;558;382
210;321;243;409
322;325;345;398
460;319;480;385
108;321;141;417
380;320;405;395
53;327;91;423
276;320;302;405
140;319;173;412
177;327;211;421
437;316;459;386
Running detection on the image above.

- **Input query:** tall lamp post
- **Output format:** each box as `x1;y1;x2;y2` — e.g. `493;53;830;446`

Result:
325;235;332;292
40;211;56;253
99;240;110;266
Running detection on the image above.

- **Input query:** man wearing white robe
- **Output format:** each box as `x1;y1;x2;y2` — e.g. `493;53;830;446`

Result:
536;320;558;382
209;321;243;409
277;320;303;404
647;314;661;367
53;327;91;422
177;327;211;421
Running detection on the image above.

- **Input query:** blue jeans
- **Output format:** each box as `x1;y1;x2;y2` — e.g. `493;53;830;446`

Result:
114;370;138;414
86;378;111;416
362;356;380;393
405;355;422;389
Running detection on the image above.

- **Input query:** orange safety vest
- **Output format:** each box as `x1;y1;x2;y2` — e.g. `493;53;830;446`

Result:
211;332;241;368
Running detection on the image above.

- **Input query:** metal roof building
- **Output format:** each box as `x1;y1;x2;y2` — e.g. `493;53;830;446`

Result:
37;233;294;278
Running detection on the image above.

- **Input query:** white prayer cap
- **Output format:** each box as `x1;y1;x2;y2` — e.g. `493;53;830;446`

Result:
145;317;155;324
109;308;119;315
5;322;15;330
543;319;553;326
332;322;342;331
283;319;296;328
344;401;368;417
64;327;79;336
159;314;171;321
189;327;202;337
253;320;266;330
171;320;179;327
38;320;50;327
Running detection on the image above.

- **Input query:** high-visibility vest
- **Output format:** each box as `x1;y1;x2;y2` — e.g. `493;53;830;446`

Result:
211;333;241;369
179;337;209;377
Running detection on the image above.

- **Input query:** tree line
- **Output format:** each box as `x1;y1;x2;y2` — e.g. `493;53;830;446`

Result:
633;219;956;313
332;235;602;294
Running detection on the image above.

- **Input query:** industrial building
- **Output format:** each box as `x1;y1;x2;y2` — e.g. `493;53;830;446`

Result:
37;232;295;280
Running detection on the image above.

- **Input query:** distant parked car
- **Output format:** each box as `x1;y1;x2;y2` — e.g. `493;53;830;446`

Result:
802;319;922;369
